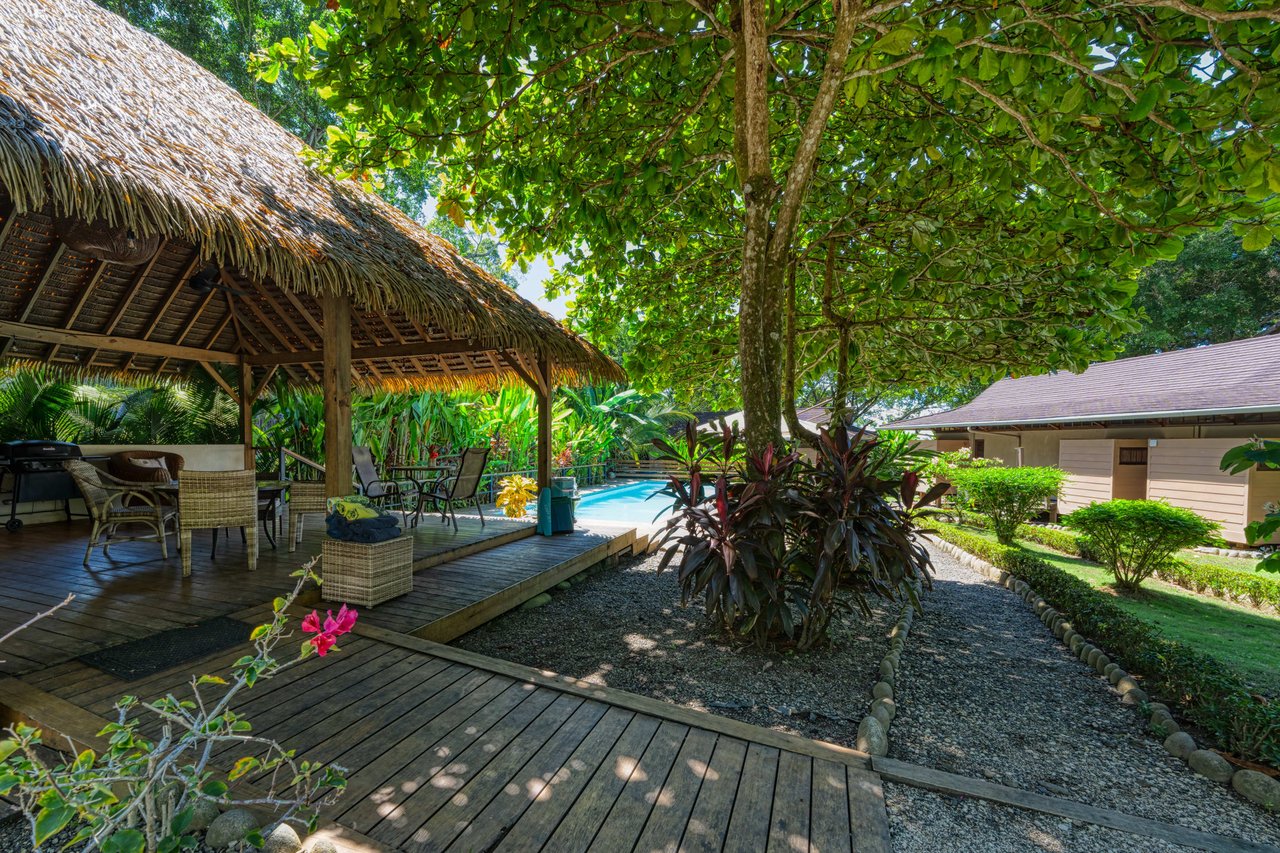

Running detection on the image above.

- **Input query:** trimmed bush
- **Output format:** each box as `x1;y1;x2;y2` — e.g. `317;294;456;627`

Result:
1065;500;1218;591
947;467;1065;545
931;523;1280;767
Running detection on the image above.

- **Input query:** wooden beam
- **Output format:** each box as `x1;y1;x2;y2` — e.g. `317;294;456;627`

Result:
252;365;279;402
535;353;554;490
322;293;353;498
101;240;168;336
245;337;488;366
0;319;238;364
198;361;240;402
239;359;255;471
1;243;70;358
122;250;205;371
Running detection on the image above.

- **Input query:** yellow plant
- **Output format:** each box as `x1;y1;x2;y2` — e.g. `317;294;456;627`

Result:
496;474;537;519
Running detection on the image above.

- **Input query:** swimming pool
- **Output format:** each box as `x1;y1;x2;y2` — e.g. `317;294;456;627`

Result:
574;480;677;527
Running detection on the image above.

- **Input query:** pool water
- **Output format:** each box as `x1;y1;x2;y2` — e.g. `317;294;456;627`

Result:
574;480;677;526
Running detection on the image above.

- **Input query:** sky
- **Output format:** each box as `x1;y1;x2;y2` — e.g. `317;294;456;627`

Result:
512;254;571;319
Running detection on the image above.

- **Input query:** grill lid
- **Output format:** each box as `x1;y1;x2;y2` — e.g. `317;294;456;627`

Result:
1;440;83;462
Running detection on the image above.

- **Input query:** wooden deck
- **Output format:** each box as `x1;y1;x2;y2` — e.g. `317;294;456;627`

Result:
0;514;895;852
0;513;531;675
6;604;890;853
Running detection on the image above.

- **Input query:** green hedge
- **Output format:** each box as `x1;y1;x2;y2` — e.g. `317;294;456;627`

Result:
931;523;1280;767
1014;523;1280;612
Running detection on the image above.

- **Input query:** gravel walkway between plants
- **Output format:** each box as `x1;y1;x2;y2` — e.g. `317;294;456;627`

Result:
886;544;1280;851
455;551;896;745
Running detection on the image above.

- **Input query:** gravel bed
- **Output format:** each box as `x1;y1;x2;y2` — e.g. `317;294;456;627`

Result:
889;544;1280;848
884;783;1199;853
455;551;896;746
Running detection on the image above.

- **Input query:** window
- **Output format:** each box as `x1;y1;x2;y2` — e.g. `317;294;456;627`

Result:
1118;447;1148;465
973;439;986;459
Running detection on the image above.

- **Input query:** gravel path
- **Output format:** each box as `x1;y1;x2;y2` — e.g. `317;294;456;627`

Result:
455;551;896;746
886;544;1280;851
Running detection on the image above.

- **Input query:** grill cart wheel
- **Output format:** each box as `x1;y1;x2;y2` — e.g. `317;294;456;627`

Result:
6;518;23;532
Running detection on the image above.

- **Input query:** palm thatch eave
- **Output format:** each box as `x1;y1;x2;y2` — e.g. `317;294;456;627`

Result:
0;0;623;389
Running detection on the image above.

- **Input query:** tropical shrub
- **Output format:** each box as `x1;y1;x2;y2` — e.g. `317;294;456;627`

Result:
1065;500;1218;591
0;564;352;852
947;466;1065;545
495;475;537;519
930;523;1280;767
1222;438;1280;573
652;422;940;650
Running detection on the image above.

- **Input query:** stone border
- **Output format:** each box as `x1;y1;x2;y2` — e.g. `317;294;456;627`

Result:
927;535;1280;814
855;594;915;757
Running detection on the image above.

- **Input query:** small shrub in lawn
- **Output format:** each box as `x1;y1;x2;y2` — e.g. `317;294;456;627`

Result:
1222;439;1280;573
947;466;1065;545
1065;500;1219;591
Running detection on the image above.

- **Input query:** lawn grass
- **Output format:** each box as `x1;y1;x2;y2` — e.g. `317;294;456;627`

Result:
956;525;1280;697
1179;548;1269;574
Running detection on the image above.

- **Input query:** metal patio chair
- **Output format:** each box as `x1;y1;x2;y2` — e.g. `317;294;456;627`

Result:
415;446;491;531
353;445;419;520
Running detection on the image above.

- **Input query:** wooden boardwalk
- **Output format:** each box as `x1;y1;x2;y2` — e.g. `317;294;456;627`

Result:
0;514;896;852
7;604;891;853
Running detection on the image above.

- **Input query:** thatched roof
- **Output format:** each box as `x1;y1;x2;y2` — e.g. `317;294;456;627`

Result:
0;0;622;390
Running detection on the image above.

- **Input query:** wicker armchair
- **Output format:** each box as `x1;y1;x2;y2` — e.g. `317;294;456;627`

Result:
108;450;185;484
288;480;328;553
65;460;177;566
178;469;257;577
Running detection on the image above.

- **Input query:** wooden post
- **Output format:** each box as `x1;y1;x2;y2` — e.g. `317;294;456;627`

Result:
238;359;255;470
322;293;353;498
535;354;554;490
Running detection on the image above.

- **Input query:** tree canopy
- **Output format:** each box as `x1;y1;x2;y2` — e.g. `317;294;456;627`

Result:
270;2;1280;449
1123;225;1280;354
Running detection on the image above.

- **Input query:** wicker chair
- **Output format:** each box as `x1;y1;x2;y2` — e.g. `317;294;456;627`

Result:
178;469;257;577
65;460;177;566
288;480;328;553
108;450;185;484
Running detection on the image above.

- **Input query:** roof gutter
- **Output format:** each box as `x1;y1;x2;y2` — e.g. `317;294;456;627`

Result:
889;402;1280;431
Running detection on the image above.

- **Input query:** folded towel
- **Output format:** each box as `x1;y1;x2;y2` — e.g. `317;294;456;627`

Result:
326;494;396;522
326;520;402;543
328;513;399;531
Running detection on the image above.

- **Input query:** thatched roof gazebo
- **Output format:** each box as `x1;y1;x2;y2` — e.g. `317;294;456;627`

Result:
0;0;623;492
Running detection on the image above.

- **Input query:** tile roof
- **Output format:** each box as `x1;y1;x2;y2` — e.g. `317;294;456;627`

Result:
885;334;1280;430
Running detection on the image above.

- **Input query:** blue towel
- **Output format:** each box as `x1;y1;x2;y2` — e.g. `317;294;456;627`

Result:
326;513;402;543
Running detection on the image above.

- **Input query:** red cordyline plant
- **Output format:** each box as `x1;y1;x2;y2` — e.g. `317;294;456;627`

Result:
653;421;942;650
0;560;355;853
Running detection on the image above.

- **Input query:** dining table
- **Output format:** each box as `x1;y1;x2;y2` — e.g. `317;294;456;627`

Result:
154;478;291;550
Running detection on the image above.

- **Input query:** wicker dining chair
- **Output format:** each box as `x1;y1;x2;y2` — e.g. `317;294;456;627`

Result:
65;460;178;566
178;469;257;577
288;480;328;553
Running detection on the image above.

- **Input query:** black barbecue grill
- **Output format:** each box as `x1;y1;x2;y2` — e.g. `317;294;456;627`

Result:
2;440;84;531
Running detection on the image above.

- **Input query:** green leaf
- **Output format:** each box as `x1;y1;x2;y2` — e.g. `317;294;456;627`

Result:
876;28;918;55
35;805;74;846
1241;224;1272;251
0;739;18;762
977;49;999;81
200;780;228;798
102;829;145;853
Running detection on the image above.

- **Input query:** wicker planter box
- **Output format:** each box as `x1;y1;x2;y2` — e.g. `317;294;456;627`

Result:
321;535;413;607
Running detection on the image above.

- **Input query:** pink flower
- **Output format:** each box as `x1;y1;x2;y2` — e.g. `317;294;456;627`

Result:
323;604;358;636
301;605;357;657
301;611;322;634
310;632;336;657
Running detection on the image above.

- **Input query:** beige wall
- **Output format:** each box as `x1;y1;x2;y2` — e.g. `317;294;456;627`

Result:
1247;466;1280;544
928;425;1279;544
1058;439;1114;512
1147;438;1250;542
6;444;248;527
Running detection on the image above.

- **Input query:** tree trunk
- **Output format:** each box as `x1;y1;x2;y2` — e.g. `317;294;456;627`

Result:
783;259;820;448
